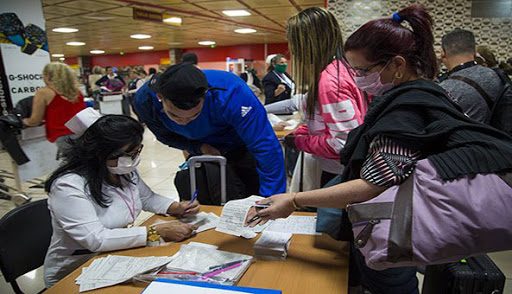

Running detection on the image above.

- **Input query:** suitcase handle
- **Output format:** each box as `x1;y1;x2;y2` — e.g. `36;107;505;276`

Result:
187;156;227;205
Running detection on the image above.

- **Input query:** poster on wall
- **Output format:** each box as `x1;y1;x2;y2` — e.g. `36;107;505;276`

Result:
0;0;49;115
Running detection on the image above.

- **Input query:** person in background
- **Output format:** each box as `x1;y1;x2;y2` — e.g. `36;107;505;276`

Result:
439;29;506;123
22;62;85;155
245;4;512;293
240;63;263;98
262;54;295;105
135;63;286;198
127;70;145;94
476;45;498;68
88;66;104;97
146;67;157;82
95;66;125;92
44;112;199;287
181;52;198;65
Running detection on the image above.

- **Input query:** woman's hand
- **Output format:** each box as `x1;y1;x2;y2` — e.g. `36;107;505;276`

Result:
168;200;200;217
245;193;296;227
153;221;197;242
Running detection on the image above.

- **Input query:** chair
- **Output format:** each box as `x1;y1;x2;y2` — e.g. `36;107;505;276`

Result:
0;199;52;294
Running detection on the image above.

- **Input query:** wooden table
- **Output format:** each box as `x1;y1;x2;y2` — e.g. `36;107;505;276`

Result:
44;206;349;294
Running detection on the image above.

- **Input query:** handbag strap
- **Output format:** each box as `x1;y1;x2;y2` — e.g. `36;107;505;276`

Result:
449;75;495;110
387;175;414;262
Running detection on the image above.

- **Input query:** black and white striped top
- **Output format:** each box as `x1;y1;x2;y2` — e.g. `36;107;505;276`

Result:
361;135;421;187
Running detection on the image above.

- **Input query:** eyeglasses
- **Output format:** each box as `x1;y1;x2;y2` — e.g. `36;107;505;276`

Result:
343;56;387;77
108;144;144;160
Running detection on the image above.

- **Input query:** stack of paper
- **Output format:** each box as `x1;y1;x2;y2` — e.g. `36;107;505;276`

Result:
75;255;172;292
266;216;319;235
216;196;272;239
253;231;292;260
165;242;253;285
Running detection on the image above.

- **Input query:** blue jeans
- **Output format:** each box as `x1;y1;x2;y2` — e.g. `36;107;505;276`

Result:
351;245;419;294
316;175;344;238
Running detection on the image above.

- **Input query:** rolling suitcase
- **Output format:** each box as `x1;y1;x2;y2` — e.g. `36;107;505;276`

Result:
422;255;506;294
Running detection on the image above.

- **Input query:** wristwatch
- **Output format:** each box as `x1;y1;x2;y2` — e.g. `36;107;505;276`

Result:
0;13;25;47
22;24;48;54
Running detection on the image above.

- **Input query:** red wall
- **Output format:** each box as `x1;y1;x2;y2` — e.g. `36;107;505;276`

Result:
66;43;289;67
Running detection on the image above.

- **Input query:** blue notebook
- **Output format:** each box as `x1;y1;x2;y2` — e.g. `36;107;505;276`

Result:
143;278;282;294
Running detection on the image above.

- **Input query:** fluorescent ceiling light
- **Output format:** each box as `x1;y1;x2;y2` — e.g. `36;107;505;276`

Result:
163;17;182;24
138;46;154;50
83;15;116;21
169;42;182;45
59;57;65;61
198;41;215;46
234;28;256;34
52;27;78;33
66;41;85;46
90;50;105;54
130;34;151;39
222;10;251;17
51;53;64;57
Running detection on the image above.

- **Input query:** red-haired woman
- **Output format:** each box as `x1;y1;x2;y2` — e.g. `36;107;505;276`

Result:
247;4;512;293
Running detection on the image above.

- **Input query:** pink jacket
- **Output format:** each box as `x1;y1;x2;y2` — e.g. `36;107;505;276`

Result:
293;60;367;173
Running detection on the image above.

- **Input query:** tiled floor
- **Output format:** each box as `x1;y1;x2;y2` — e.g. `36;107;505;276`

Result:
1;128;511;293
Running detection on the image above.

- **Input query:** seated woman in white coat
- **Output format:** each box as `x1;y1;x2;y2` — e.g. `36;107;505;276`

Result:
43;111;199;287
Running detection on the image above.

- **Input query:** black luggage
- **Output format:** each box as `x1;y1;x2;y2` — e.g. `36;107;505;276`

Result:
422;255;506;294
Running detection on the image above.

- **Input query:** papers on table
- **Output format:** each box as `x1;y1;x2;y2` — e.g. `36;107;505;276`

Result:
166;242;253;284
253;231;292;260
266;216;319;235
216;196;271;239
76;255;172;292
143;279;282;294
181;212;220;233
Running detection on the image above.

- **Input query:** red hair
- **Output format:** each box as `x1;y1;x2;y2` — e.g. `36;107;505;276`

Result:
344;4;437;79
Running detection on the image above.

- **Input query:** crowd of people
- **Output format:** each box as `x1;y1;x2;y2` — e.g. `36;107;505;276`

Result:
13;3;512;294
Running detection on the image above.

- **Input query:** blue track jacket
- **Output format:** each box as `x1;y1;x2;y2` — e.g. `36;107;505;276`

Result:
135;70;286;196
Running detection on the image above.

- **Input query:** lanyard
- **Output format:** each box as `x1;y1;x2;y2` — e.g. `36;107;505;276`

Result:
117;184;136;226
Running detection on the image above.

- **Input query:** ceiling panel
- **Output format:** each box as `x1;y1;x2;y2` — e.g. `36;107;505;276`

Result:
42;0;323;57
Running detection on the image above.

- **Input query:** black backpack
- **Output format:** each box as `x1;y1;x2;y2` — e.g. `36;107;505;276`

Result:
449;69;512;135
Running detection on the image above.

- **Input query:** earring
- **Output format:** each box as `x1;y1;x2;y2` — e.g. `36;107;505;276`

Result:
395;72;403;79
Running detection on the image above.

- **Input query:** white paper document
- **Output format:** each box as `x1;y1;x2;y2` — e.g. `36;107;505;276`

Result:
75;255;172;292
266;215;319;235
215;196;271;238
253;231;292;260
181;212;220;233
143;280;248;294
166;243;253;282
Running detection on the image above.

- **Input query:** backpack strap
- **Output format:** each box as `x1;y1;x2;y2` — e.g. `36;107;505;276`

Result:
449;75;495;110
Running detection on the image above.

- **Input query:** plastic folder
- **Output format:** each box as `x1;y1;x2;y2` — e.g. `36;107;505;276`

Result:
142;278;282;294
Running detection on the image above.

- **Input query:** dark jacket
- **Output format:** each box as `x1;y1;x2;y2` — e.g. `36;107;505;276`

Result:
341;79;512;183
262;71;294;105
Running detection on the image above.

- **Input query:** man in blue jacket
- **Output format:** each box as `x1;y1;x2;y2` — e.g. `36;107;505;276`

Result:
135;63;286;197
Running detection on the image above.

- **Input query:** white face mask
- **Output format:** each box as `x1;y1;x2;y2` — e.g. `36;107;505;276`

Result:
107;155;141;175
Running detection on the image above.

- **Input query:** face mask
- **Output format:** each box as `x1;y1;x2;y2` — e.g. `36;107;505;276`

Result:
353;64;395;96
107;155;141;175
274;63;287;73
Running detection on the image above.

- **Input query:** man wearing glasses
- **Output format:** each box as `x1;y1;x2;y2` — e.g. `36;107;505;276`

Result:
134;63;286;199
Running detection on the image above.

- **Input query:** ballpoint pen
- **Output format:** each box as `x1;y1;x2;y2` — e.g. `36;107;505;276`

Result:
208;259;249;270
201;262;244;280
189;190;198;204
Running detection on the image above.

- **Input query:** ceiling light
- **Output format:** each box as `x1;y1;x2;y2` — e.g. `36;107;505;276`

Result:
66;41;85;46
83;15;116;21
234;28;257;34
198;41;215;46
59;57;65;61
90;50;105;54
51;53;64;57
169;42;182;45
130;34;151;39
52;27;78;33
163;17;182;25
222;10;251;17
138;46;154;50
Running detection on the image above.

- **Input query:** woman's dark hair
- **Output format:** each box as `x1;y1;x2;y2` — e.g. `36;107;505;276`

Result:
344;4;437;79
267;54;285;72
45;115;144;207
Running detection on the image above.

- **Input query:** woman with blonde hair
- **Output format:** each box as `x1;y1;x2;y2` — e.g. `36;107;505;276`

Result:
23;62;85;154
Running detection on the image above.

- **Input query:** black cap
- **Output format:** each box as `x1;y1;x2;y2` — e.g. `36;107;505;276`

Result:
150;63;208;109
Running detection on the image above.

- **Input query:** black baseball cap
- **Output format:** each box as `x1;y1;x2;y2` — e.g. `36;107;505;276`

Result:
150;63;208;109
